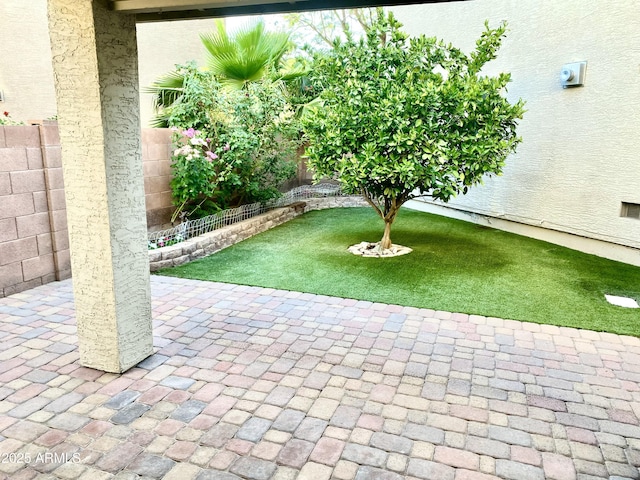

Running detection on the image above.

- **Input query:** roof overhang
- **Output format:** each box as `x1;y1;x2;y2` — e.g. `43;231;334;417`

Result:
111;0;466;22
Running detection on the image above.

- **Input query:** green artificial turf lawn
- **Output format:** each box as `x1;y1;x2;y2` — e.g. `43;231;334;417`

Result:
159;207;640;337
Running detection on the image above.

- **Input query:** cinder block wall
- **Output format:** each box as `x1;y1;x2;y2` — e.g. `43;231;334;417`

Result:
0;124;69;296
0;125;312;296
142;128;174;230
0;125;176;297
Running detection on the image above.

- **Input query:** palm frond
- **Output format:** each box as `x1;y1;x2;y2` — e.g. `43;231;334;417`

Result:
145;69;186;110
201;19;293;88
148;112;172;129
296;95;324;120
274;65;309;83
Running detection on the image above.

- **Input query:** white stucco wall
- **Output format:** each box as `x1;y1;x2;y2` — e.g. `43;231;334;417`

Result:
0;1;57;121
393;0;640;252
136;18;219;127
0;0;218;127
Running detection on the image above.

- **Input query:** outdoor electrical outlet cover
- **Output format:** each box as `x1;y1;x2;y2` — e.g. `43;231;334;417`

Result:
605;294;640;309
560;61;587;88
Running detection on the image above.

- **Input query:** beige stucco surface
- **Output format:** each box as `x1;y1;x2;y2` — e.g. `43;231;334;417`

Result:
137;18;219;127
48;0;152;372
0;0;217;127
393;0;640;252
0;1;57;121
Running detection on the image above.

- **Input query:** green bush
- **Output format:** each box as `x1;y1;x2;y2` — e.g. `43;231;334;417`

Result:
164;64;302;221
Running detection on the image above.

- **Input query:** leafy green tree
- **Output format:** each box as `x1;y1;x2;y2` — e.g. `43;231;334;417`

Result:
282;9;378;117
149;63;221;130
284;8;376;50
303;10;525;251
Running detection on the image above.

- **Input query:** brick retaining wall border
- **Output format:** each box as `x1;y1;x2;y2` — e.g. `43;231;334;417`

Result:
149;196;368;272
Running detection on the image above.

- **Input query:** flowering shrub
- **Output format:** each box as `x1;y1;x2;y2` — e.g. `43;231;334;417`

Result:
164;64;302;220
148;234;184;249
170;127;233;221
0;111;23;126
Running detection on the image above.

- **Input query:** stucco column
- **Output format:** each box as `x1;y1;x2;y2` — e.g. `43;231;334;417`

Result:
47;0;153;372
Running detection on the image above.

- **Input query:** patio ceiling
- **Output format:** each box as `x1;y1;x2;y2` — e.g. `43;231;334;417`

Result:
111;0;466;22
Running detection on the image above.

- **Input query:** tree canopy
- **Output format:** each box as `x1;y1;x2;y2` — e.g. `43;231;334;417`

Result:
284;8;376;50
302;10;525;251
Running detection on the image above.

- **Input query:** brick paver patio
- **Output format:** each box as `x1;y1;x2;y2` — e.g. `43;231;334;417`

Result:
1;276;640;479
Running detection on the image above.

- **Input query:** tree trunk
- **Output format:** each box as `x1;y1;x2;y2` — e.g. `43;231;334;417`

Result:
361;191;402;252
380;219;393;250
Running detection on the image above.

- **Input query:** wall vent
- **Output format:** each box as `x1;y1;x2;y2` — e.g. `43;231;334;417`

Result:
621;202;640;219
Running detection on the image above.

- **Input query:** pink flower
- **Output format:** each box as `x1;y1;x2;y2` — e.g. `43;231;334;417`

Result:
206;151;219;161
183;128;196;138
224;143;230;151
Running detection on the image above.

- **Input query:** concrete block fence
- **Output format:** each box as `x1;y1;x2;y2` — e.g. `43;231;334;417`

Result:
0;124;177;297
0;124;69;297
141;128;174;230
148;196;369;272
0;122;364;295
